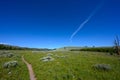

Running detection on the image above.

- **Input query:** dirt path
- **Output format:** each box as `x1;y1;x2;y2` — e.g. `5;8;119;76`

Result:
22;56;36;80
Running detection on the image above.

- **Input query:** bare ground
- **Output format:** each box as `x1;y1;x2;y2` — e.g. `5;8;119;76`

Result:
22;56;36;80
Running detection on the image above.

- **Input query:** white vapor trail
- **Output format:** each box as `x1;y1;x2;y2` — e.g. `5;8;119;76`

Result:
70;2;104;42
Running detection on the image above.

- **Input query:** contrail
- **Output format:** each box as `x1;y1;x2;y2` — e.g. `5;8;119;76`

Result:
70;2;104;42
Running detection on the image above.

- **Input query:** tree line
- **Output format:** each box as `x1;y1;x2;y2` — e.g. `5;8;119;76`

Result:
70;36;120;55
0;44;52;51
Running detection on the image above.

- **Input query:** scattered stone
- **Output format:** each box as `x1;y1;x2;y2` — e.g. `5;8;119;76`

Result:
0;51;14;58
40;56;54;62
93;64;111;71
3;61;18;68
47;53;53;56
6;53;14;58
32;51;40;53
8;72;12;75
54;55;66;58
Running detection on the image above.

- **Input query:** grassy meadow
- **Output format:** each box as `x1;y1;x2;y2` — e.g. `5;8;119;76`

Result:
0;50;29;80
0;50;120;80
24;51;120;80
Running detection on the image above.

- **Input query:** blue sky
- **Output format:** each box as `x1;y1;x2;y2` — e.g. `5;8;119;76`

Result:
0;0;120;48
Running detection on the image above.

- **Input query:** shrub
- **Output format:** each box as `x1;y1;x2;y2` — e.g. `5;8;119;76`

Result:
109;52;114;55
71;47;114;53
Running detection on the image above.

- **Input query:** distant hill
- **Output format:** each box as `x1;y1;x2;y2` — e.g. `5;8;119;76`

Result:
0;44;52;51
56;46;83;51
56;46;115;53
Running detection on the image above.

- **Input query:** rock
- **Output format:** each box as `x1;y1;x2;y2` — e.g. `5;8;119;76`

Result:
8;72;12;75
40;56;54;62
93;64;111;71
3;61;18;68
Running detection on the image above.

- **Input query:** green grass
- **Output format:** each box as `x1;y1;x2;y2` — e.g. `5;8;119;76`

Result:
0;50;29;80
23;51;120;80
0;50;120;80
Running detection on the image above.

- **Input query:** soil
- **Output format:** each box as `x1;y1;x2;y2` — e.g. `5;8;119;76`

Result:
22;56;36;80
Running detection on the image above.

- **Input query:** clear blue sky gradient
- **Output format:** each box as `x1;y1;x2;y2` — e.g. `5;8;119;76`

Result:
0;0;120;48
